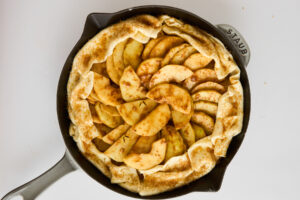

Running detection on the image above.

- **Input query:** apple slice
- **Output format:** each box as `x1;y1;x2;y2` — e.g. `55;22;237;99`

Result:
102;124;131;145
172;109;193;130
184;53;212;70
161;43;189;66
194;101;218;116
95;102;123;128
191;111;215;134
170;46;197;64
191;123;206;140
147;83;192;114
94;123;112;136
149;36;184;58
120;66;147;101
100;104;120;116
142;36;166;60
124;138;167;170
131;134;158;153
132;104;171;136
149;65;193;88
89;103;101;124
137;58;162;76
104;128;139;162
192;90;222;103
93;72;123;106
123;39;144;69
138;74;152;89
192;81;226;94
87;89;100;104
183;69;219;90
106;40;127;84
162;126;186;162
116;99;157;126
136;58;162;88
180;123;195;147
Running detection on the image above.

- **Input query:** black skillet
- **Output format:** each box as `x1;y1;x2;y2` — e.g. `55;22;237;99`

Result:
2;5;251;200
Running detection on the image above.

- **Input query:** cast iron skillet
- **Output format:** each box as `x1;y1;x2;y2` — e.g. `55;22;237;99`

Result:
2;5;251;200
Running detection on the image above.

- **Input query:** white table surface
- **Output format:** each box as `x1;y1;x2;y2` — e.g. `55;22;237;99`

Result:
1;0;300;199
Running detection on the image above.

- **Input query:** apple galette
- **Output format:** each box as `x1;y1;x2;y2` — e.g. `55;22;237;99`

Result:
67;14;243;196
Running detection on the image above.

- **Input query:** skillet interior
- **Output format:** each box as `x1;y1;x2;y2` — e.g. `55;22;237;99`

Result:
57;5;251;199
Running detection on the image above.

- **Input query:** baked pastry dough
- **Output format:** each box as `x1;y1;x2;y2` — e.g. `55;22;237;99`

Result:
67;14;243;196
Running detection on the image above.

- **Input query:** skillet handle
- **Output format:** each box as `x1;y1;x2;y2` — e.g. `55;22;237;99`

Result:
1;151;77;200
216;24;251;67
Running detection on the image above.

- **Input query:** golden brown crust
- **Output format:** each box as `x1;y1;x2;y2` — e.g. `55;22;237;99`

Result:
67;14;243;196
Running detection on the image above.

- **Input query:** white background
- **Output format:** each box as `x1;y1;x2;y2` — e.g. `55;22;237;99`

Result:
1;0;300;199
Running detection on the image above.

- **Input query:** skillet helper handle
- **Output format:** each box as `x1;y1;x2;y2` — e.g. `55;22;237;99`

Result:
1;152;76;200
216;24;251;67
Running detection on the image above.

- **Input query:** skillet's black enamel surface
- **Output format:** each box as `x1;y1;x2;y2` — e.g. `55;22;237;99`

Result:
57;5;251;199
